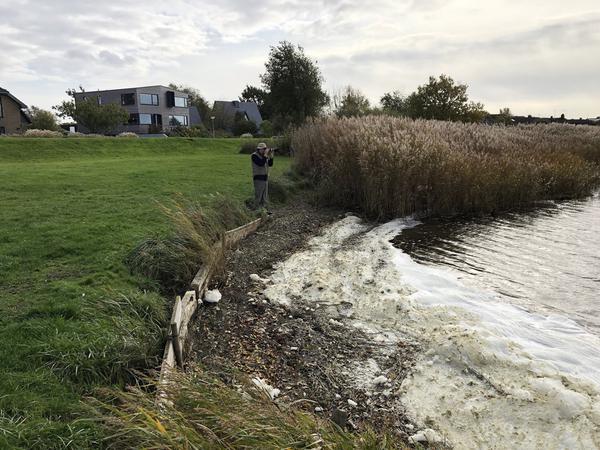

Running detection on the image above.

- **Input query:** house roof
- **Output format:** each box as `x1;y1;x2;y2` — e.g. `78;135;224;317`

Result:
189;106;202;126
72;85;189;96
0;86;28;109
213;100;262;125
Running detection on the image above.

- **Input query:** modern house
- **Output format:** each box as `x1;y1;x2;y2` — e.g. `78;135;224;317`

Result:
0;87;31;134
73;85;191;134
212;100;262;131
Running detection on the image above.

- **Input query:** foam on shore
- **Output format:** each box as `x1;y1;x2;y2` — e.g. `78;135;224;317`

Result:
264;216;600;449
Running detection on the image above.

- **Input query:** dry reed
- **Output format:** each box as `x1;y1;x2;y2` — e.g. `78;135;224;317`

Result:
292;116;600;219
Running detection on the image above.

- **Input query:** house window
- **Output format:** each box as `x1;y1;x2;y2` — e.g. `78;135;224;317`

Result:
121;93;135;105
140;113;152;125
140;93;159;106
169;115;188;126
152;114;162;126
0;127;5;135
128;113;139;125
174;96;187;107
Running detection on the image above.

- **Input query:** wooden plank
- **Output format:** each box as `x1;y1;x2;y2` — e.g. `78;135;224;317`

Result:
170;322;183;368
157;218;264;404
224;218;262;248
190;265;210;298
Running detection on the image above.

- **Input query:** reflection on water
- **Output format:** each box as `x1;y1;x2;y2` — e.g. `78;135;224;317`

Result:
392;195;600;333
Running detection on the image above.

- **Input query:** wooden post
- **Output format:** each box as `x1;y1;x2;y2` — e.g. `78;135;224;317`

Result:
170;321;183;368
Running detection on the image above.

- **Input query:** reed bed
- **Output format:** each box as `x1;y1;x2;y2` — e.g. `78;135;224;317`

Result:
292;117;600;219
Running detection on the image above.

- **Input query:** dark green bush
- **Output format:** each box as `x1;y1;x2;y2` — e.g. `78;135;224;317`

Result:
167;124;209;137
233;120;258;136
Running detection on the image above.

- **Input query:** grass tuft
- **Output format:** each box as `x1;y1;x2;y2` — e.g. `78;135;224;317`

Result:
88;366;409;449
126;194;254;294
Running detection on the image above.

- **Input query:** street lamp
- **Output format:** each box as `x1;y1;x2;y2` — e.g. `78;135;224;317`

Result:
210;116;215;138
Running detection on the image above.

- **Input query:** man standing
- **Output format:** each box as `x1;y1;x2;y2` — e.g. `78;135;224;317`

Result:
251;142;274;210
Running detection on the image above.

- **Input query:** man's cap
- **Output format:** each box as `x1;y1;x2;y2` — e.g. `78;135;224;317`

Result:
256;142;268;149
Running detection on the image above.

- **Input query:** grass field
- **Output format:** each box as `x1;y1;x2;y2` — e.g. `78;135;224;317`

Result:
0;137;289;449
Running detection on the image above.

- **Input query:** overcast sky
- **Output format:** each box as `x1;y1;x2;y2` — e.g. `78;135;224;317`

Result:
1;0;599;117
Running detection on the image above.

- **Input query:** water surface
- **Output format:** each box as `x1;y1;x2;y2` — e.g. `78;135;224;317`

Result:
393;194;600;334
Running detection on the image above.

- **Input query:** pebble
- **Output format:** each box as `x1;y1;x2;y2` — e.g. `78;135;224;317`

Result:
314;406;323;413
329;318;343;327
249;273;269;283
409;428;443;444
347;399;358;407
290;346;299;351
335;394;341;400
203;289;222;304
373;375;389;386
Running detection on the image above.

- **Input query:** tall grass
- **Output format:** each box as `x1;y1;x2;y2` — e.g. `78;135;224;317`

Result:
90;366;407;449
292;116;600;219
126;194;254;294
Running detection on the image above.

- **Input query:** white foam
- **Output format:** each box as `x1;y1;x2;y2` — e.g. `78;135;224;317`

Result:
263;216;600;449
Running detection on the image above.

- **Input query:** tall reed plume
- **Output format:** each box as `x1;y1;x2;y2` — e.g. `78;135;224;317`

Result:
292;117;600;219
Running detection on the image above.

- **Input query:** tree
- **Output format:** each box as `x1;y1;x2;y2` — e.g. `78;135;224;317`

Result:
260;41;329;129
333;86;371;118
239;85;272;120
53;89;128;134
259;119;274;137
403;74;487;122
232;112;258;136
497;107;513;125
28;106;59;130
168;84;211;127
380;90;407;116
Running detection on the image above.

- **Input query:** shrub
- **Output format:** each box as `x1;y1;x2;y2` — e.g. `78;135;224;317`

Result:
28;106;59;131
259;119;274;137
117;132;139;138
240;132;254;138
292;116;600;219
239;141;261;154
167;125;209;138
23;129;64;138
233;119;258;137
274;133;293;156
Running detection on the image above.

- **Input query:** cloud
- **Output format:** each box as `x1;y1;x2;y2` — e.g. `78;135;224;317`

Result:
1;0;599;117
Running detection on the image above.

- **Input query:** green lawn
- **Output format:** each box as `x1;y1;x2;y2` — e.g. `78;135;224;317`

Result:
0;137;289;449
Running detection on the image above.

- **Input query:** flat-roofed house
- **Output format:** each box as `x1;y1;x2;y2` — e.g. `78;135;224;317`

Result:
0;87;31;134
73;85;191;134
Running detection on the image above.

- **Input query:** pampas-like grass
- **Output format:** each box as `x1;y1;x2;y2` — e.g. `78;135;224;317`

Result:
292;116;600;219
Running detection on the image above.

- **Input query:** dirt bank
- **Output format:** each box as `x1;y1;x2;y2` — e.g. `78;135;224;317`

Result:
189;199;419;440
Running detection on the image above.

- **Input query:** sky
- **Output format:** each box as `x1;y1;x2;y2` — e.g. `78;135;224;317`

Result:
1;0;599;118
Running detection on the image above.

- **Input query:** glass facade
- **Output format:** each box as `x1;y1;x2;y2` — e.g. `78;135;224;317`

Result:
139;113;152;125
174;96;188;107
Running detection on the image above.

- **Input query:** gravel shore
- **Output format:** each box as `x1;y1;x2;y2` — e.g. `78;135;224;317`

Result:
189;199;420;440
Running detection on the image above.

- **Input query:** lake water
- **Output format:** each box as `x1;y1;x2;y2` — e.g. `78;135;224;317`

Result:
263;194;600;449
393;194;600;335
